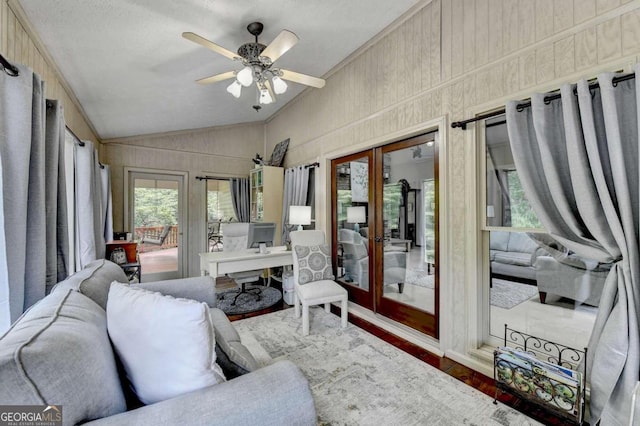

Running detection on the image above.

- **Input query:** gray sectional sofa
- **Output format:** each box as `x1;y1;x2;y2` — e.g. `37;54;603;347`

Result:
0;259;316;426
489;231;545;283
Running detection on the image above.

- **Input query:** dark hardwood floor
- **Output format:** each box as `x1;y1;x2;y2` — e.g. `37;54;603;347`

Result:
220;280;574;426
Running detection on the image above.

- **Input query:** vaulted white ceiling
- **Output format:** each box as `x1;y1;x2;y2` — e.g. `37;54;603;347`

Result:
18;0;421;139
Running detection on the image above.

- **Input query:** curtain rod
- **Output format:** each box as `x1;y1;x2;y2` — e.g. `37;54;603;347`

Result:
451;72;636;130
65;125;86;147
0;53;19;77
195;175;231;181
304;162;319;169
65;126;101;170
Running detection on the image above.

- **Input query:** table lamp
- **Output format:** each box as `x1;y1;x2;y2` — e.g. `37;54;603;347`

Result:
289;205;311;231
346;206;366;233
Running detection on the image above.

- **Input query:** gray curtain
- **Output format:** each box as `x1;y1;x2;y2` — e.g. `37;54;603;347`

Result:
101;164;113;245
506;66;639;425
281;165;309;243
75;141;107;269
230;178;250;222
45;100;69;291
0;65;69;330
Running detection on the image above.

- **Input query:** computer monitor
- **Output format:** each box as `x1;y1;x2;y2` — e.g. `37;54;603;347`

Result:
247;222;276;251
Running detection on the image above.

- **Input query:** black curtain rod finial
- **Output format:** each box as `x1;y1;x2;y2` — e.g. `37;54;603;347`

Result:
0;53;19;77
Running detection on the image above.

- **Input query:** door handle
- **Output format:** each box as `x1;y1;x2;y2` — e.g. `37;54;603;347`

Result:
374;236;383;243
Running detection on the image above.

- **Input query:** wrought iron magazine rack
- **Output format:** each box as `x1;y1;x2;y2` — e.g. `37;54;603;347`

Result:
494;324;587;425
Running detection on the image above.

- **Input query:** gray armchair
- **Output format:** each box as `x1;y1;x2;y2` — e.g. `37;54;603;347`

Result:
535;254;610;306
339;229;406;293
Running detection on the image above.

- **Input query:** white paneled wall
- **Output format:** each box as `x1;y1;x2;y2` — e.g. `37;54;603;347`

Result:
264;0;640;360
102;123;264;276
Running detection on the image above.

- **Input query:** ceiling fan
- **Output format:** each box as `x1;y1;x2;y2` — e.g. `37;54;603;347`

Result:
183;22;325;107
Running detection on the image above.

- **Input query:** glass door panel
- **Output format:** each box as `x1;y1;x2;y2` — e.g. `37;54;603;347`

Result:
375;132;438;337
129;172;185;282
332;151;373;309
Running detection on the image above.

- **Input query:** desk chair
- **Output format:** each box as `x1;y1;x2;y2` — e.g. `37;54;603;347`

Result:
221;223;263;305
208;220;223;252
290;230;348;336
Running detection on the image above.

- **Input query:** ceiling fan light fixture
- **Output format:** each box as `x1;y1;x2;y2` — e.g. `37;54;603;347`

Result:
185;22;324;110
272;76;287;95
226;80;242;98
259;87;273;104
237;66;253;87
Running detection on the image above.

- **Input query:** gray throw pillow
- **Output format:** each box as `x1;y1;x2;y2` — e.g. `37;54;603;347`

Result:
0;289;127;424
295;244;335;284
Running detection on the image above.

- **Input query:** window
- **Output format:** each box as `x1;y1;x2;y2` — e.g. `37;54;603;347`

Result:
206;180;235;222
483;117;599;353
485;118;542;229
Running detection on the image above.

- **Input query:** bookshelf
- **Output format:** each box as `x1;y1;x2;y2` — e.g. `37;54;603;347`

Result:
250;165;284;245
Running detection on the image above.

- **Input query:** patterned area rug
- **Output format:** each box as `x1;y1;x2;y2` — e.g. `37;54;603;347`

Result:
490;279;538;309
234;309;540;426
216;285;282;315
405;268;435;288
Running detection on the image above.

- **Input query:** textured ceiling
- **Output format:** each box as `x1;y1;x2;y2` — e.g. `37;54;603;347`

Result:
18;0;421;139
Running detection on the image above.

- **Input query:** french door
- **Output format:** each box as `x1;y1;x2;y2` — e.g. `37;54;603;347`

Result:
126;170;187;282
332;132;439;338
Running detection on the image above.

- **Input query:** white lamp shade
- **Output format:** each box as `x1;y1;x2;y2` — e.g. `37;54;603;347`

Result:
272;76;288;94
237;66;253;87
346;206;366;224
226;80;242;98
259;88;274;104
289;205;311;226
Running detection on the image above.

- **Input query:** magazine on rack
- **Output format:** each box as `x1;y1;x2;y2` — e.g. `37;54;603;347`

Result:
494;346;583;412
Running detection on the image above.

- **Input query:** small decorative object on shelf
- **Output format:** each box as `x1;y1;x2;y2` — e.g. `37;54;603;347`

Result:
494;324;586;425
106;241;141;283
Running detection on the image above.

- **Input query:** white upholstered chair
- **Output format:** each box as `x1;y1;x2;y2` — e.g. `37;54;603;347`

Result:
290;230;348;336
221;223;263;305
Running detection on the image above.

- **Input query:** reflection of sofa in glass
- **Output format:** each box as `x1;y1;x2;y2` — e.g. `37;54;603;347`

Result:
490;231;544;282
339;229;406;292
535;255;610;307
490;231;610;306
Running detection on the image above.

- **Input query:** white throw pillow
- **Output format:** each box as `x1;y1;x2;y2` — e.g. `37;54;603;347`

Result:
106;281;225;404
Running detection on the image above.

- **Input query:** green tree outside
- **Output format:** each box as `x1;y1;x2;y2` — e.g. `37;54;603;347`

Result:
134;188;178;228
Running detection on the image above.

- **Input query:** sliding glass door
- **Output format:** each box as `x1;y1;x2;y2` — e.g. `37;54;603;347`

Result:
332;132;439;337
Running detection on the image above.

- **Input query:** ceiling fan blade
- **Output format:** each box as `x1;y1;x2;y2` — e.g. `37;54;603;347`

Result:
196;71;236;85
280;69;326;88
264;80;276;100
182;32;239;60
261;30;299;63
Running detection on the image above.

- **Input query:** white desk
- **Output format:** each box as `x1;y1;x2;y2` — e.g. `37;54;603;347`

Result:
199;246;293;284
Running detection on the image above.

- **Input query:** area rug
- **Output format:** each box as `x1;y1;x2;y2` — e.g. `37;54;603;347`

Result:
216;285;282;315
490;279;538;309
234;308;540;426
405;268;434;288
